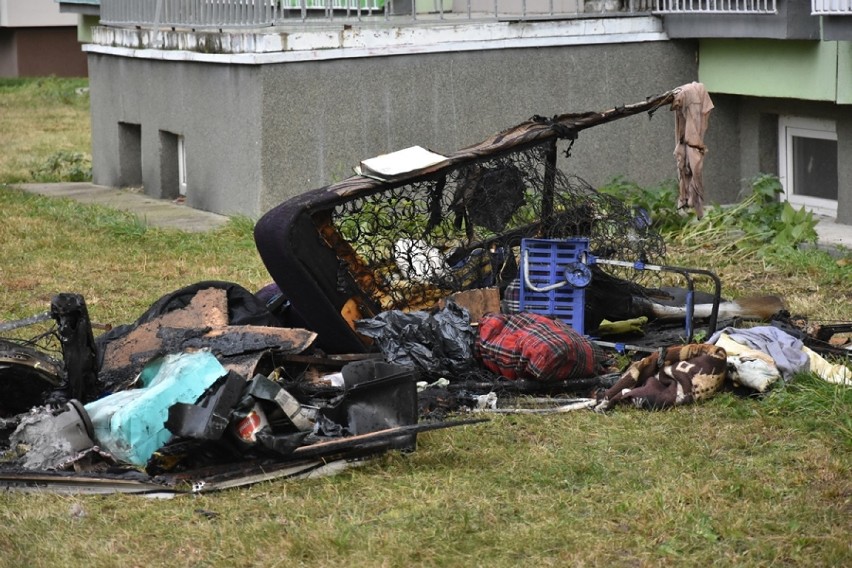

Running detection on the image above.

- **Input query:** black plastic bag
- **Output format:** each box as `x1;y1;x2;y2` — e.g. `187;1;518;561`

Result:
355;302;476;376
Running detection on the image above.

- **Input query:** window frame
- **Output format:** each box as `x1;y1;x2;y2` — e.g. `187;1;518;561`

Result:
778;116;838;217
177;135;187;197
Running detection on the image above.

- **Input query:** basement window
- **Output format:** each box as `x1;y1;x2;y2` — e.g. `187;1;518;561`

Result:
159;130;184;200
118;122;142;188
778;116;838;217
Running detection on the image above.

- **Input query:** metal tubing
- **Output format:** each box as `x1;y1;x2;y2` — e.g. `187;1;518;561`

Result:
0;312;52;333
521;249;568;293
522;251;722;341
591;257;722;342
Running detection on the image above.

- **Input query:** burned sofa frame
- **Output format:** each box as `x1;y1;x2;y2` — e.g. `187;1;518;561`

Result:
255;90;685;354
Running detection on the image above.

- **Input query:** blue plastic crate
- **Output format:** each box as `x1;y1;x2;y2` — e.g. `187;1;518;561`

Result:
519;238;588;335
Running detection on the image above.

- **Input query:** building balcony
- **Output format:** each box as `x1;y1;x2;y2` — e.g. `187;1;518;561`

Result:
57;0;102;17
87;0;668;58
812;0;852;14
654;0;820;39
813;0;852;40
81;0;835;45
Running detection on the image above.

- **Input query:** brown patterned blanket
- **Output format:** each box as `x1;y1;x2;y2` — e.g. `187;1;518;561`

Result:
594;344;727;411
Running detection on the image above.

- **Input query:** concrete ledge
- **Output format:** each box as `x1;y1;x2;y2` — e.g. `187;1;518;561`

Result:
809;214;852;256
84;16;667;63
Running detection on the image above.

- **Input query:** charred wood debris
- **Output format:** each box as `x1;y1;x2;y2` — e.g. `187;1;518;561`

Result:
1;85;849;495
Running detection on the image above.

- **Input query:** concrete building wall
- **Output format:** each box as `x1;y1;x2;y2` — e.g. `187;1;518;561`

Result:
0;27;87;77
733;96;852;224
697;93;743;205
0;0;77;27
16;27;87;76
90;39;745;218
89;55;264;215
259;39;742;214
838;113;852;224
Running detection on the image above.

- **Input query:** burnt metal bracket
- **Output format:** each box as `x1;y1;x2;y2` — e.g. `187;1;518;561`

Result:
50;293;99;403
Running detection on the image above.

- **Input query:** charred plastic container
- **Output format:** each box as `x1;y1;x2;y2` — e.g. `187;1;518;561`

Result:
320;360;418;451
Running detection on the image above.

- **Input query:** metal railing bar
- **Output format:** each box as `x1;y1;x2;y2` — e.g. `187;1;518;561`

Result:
99;0;677;28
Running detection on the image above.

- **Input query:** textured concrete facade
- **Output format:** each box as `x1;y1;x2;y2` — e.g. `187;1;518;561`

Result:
88;38;744;218
89;56;264;214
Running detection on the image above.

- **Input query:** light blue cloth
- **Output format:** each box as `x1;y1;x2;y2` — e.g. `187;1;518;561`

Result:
85;351;226;466
707;326;810;381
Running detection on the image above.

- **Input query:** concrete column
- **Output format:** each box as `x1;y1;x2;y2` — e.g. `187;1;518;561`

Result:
835;110;852;224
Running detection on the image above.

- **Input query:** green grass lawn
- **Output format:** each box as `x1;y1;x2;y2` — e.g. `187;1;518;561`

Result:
0;79;850;567
0;78;91;184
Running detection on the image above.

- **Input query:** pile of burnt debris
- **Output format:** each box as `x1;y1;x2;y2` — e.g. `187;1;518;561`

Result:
2;84;849;494
0;285;489;494
0;278;847;495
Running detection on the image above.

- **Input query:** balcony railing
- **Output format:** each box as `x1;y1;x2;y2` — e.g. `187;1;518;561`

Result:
653;0;776;14
101;0;280;28
99;0;655;28
812;0;852;14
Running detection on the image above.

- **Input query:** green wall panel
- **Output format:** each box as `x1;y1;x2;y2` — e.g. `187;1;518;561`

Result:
837;43;852;105
78;14;98;43
699;39;837;102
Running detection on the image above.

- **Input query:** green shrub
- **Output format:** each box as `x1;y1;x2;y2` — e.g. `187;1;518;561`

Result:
30;151;92;183
599;173;818;256
598;176;687;233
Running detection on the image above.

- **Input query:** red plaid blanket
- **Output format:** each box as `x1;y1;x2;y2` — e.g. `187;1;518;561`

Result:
476;312;604;382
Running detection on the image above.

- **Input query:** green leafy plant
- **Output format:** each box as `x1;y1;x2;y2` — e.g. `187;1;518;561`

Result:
693;174;818;256
600;174;818;257
598;176;687;233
